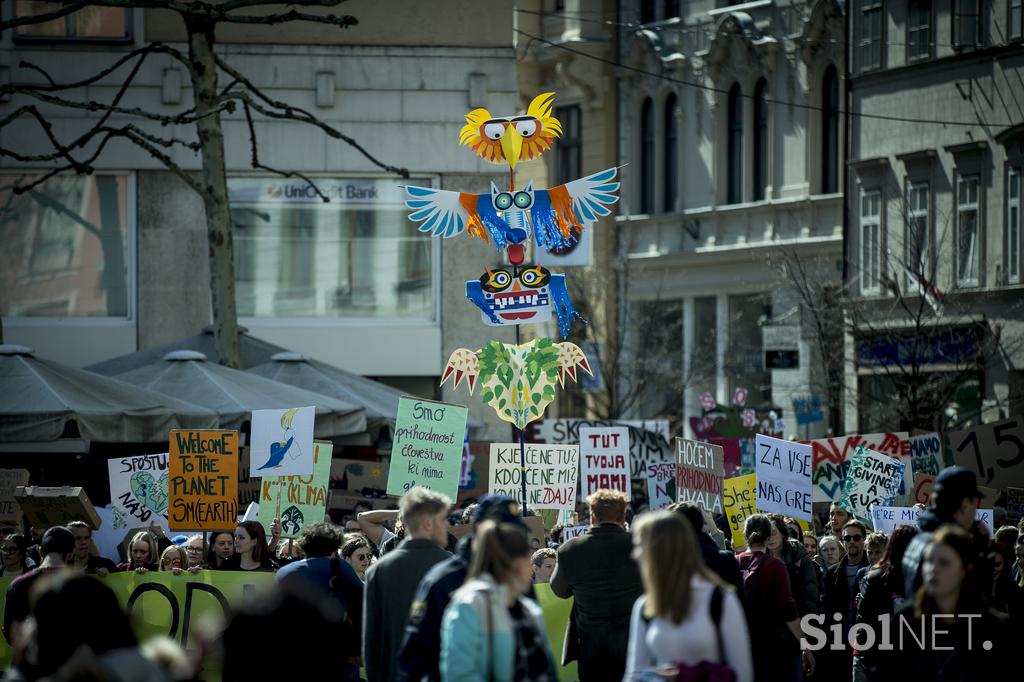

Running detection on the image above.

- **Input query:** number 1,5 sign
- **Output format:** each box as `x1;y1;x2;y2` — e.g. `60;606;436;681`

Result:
951;416;1024;489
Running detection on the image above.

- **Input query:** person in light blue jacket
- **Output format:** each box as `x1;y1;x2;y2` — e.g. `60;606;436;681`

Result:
440;521;557;682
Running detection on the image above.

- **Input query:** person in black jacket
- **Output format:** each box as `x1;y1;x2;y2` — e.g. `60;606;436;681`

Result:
819;518;870;681
669;502;743;593
766;514;820;617
550;489;643;682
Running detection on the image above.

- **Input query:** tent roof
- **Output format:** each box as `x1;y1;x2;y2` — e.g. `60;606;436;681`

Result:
112;351;366;436
0;344;219;443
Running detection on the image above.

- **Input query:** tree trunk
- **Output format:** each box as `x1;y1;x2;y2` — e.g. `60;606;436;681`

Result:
187;19;241;368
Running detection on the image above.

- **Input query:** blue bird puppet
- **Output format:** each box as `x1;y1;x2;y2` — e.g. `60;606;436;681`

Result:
257;436;294;470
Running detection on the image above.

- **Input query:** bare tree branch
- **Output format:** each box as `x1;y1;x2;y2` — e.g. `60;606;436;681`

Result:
0;0;94;31
216;10;357;27
219;0;350;11
238;99;329;201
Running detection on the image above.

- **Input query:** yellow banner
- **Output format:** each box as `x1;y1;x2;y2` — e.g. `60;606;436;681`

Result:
723;473;757;549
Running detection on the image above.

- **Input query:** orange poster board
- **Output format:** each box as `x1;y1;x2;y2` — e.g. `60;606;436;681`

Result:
168;430;239;531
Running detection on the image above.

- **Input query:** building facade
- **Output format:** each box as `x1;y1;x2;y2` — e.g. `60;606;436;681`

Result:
616;0;847;438
844;0;1024;432
0;2;519;436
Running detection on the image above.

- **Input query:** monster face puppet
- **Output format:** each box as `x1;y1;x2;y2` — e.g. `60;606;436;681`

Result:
465;265;583;338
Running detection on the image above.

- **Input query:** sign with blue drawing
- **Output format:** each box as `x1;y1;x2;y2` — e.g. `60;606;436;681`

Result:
792;394;824;426
108;454;169;530
250;406;315;478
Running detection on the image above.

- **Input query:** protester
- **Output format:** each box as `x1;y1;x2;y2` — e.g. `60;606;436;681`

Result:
826;502;852;539
364;487;451;682
990;540;1024;619
902;466;986;597
531;548;556;584
669;502;743;592
1;535;34;578
219;521;276;572
736;514;813;682
890;525;1011;680
817;535;844;568
853;524;919;681
3;525;75;645
550;489;643;682
767;513;820;616
276;522;363;682
623;511;752;682
342;534;371;581
358;507;401;556
119;530;161;573
1015;533;1024;587
864;532;887;567
185;534;205;569
397;494;525;682
159;545;188;574
67;521;117;576
207;530;235;568
802;531;819;558
819;518;871;680
276;539;305;565
440;521;556;682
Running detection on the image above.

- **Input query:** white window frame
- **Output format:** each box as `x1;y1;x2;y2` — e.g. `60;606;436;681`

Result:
1;170;137;326
956;174;981;288
860;188;882;295
905;180;930;287
1008;166;1021;285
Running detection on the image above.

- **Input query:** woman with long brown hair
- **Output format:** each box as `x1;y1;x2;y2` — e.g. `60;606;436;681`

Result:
623;510;752;682
219;521;276;571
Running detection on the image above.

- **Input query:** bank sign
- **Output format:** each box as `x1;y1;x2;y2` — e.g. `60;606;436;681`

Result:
227;177;409;206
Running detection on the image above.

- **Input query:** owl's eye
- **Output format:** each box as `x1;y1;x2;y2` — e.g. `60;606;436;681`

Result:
520;269;539;285
482;269;513;292
494;192;513;210
518;266;550;288
484;122;506;140
514;118;538;138
513;191;533;209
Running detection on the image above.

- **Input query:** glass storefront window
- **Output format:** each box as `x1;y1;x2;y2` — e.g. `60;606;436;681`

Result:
0;173;131;318
228;177;435;320
726;293;771;404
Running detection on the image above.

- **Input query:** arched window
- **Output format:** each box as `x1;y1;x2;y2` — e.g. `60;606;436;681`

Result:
664;94;678;212
753;79;768;201
727;84;743;204
822;65;840;194
641;97;654;213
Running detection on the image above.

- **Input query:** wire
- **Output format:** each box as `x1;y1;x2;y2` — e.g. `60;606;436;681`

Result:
514;28;1016;129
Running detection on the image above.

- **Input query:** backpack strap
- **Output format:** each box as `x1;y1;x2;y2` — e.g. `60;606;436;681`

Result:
710;586;726;664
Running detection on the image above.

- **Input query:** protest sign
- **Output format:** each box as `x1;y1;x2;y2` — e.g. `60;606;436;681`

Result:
723;474;757;549
909;432;943;477
534;583;578;682
579;426;630;499
755;435;812;521
488;444;579;512
0;469;29;527
979;485;999;510
258;442;333;538
803;432;911;504
528;418;671;481
388;397;468;501
107;454;169;531
869;505;994;536
646;463;677;510
561;525;589;541
1006;487;1024;520
950;416;1024;489
675;438;725;513
837;444;906;520
250;406;315;477
913;473;935;505
14;486;101;529
168;430;239;531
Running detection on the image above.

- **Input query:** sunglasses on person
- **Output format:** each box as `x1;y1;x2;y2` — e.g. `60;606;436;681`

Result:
161;558;183;568
843;534;864;542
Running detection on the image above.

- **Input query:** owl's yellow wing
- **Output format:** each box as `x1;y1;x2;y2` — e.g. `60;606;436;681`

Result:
520;92;562;162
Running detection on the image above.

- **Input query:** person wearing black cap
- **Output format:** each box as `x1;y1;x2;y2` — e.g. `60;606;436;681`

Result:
902;466;987;598
396;494;525;682
550;489;643;682
3;525;75;644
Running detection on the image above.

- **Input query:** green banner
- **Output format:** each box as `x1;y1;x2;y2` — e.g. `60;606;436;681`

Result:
258;442;333;538
388;397;468;501
534;582;578;682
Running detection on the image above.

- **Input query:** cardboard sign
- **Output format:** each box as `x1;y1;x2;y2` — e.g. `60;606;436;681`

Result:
722;474;757;549
909;432;943;477
646;463;677;510
528;419;671;481
837;444;906;520
14;486;101;529
1006;487;1024;521
387;397;468;501
258;442;333;538
951;416;1024;489
913;473;935;505
675;438;725;513
870;505;994;536
168;430;239;531
108;454;170;531
579;427;630;499
0;469;29;527
330;458;390;494
561;525;589;541
755;435;813;521
488;444;579;512
803;432;911;504
250;406;315;478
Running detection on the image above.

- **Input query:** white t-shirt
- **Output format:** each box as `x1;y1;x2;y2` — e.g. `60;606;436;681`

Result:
623;575;753;682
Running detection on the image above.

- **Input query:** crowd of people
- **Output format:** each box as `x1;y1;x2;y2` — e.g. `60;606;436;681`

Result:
1;464;1022;681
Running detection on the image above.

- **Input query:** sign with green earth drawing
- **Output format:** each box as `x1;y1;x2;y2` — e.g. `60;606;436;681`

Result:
108;454;170;530
258;442;333;538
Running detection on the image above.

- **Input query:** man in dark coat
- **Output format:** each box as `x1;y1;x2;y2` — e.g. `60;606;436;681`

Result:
363;487;451;682
819;518;870;681
551;489;643;682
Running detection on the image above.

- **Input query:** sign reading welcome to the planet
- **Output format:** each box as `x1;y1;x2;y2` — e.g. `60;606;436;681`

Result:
388;397;468;501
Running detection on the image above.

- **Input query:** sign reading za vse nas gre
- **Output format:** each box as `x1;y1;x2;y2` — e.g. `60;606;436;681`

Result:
168;430;239;531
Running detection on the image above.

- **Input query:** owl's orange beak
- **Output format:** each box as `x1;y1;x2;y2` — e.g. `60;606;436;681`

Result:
500;126;524;170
